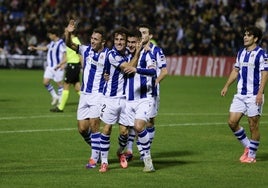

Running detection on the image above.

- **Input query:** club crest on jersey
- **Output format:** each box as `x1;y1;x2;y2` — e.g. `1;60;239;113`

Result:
100;54;105;60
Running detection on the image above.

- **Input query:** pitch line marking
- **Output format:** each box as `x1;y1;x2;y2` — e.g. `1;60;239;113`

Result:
0;123;220;134
0;128;75;134
0;114;74;120
5;121;268;134
160;113;228;116
0;112;235;121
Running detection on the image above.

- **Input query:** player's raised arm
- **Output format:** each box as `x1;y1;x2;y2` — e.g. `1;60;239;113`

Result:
128;40;142;67
120;42;142;73
65;20;78;52
120;29;143;71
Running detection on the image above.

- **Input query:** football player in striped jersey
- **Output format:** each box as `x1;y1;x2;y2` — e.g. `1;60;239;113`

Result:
65;20;109;168
221;26;268;163
28;26;66;107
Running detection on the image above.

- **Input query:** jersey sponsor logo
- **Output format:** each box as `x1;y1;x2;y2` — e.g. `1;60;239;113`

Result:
241;62;255;68
86;56;104;67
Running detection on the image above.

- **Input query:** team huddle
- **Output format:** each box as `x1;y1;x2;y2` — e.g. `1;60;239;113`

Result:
31;20;168;173
66;21;167;173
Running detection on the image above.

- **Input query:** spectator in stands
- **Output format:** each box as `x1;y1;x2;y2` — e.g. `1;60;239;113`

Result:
0;0;267;57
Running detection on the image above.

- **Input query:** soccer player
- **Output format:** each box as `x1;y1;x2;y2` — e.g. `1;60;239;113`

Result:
28;26;66;107
50;30;82;113
65;20;109;168
124;24;168;161
121;30;143;161
98;28;142;173
123;30;157;172
221;26;268;163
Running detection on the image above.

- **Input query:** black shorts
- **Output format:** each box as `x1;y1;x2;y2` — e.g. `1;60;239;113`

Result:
64;63;81;84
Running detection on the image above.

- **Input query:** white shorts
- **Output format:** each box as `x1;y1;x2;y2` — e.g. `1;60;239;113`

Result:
100;96;128;126
44;66;64;82
77;92;103;120
230;94;264;117
125;98;152;127
149;96;160;118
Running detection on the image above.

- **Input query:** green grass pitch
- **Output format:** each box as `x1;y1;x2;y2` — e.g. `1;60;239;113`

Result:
1;69;268;188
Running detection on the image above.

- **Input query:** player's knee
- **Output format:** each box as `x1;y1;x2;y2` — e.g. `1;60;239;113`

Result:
77;121;89;133
120;127;128;136
227;120;239;131
102;125;112;135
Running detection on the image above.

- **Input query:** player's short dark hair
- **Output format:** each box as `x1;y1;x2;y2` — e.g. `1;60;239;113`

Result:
128;29;142;38
138;24;153;35
93;27;107;41
112;26;128;38
49;26;61;36
47;25;62;36
244;26;263;44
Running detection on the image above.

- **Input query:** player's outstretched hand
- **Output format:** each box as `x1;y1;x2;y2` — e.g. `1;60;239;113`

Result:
28;46;35;51
66;19;76;33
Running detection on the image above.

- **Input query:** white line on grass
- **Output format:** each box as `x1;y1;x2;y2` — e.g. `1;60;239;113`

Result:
0;128;75;134
2;113;268;121
1;121;264;134
0;114;73;120
0;123;223;134
1;114;268;134
160;113;228;116
0;113;230;121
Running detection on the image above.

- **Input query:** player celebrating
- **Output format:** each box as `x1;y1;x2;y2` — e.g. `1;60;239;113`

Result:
65;20;109;168
124;24;168;161
124;31;157;172
98;28;142;173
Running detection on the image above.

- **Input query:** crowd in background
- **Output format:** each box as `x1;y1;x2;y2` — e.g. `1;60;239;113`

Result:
0;0;268;57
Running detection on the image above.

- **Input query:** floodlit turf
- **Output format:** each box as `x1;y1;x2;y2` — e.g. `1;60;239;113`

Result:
1;69;268;188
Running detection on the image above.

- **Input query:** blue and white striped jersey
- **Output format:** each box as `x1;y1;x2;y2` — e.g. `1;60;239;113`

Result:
46;39;66;68
103;47;130;98
125;48;157;101
149;42;167;96
235;46;268;95
149;43;167;77
79;44;109;94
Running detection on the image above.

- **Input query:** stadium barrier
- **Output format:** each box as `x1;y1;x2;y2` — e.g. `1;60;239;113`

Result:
0;54;46;69
167;56;236;77
0;54;236;77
